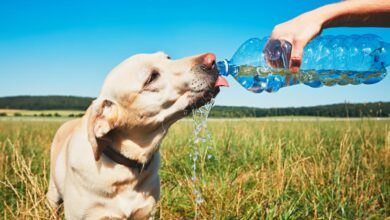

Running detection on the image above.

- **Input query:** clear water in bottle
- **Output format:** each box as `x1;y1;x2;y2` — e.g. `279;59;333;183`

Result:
217;34;390;93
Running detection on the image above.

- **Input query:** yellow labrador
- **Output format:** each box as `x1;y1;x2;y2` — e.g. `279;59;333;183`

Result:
46;52;225;219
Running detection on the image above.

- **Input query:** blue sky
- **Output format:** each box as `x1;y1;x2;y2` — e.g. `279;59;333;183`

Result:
1;0;389;108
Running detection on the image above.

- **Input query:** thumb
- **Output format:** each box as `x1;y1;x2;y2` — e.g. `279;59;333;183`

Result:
289;41;305;73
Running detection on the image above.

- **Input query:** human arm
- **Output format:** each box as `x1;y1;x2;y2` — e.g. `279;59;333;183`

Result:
267;0;390;73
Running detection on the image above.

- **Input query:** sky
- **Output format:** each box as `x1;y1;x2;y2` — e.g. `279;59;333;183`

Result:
1;0;389;108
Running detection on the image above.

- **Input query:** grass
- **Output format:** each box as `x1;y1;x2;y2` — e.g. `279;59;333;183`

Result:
0;118;389;219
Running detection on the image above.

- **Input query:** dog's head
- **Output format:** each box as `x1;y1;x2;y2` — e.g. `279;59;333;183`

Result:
87;52;221;161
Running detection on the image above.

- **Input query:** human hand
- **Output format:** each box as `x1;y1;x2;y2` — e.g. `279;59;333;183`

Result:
265;12;324;73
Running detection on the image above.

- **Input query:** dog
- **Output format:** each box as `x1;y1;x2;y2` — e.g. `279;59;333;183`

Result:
46;52;226;219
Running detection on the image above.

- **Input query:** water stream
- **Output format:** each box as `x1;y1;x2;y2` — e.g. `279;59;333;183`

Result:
190;98;215;219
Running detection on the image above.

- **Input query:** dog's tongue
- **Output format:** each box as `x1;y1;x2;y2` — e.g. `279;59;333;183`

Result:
215;76;229;87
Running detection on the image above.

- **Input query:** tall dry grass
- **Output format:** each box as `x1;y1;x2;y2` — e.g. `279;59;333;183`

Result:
0;121;59;219
0;119;389;219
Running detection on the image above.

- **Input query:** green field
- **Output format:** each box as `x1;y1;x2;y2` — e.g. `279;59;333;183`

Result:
0;118;389;219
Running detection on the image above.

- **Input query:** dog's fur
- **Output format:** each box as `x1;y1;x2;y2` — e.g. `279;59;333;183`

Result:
46;52;219;219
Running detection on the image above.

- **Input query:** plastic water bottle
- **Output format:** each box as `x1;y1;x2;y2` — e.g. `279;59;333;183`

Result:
217;34;390;93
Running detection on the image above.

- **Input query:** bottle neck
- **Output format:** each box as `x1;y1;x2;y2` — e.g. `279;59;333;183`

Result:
216;60;230;76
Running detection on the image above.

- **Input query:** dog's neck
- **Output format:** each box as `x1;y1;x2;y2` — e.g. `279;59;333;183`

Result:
102;145;155;172
107;128;165;164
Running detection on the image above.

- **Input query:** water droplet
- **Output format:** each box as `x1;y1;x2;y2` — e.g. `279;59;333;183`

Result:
195;197;204;204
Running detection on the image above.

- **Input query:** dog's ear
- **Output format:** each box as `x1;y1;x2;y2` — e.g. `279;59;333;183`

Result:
87;98;119;161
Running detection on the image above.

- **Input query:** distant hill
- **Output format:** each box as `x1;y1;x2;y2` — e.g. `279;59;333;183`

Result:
0;96;93;110
0;95;389;118
210;103;390;118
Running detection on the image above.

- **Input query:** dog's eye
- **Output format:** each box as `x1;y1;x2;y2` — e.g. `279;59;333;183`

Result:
144;70;160;86
167;56;171;60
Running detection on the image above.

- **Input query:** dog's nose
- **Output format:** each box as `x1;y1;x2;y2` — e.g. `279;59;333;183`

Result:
201;53;216;69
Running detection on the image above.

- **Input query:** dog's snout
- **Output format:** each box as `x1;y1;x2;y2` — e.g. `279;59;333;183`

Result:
200;53;216;70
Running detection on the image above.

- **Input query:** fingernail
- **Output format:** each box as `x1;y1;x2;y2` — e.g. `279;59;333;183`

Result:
291;67;299;73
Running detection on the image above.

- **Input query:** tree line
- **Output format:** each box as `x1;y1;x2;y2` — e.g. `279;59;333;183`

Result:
209;102;390;118
0;96;93;110
0;96;389;118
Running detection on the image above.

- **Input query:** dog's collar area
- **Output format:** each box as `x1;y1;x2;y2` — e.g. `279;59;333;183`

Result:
102;146;154;174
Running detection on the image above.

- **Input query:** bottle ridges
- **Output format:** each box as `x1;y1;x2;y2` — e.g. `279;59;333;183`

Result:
218;34;389;93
